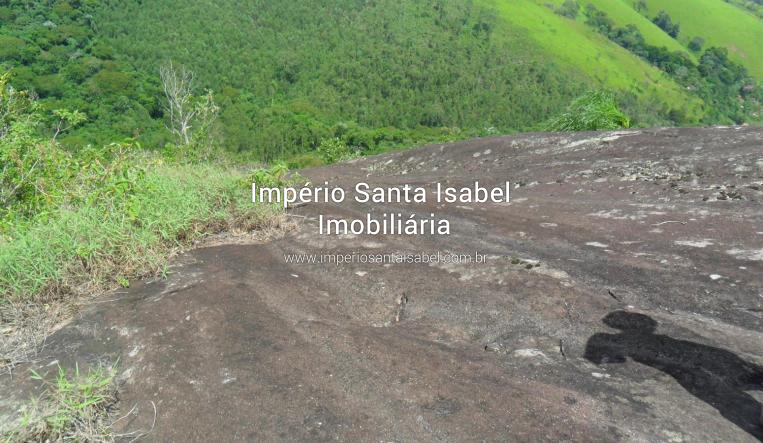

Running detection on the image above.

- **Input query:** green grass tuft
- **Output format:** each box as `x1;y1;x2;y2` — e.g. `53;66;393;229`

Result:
546;90;631;131
3;363;118;442
0;163;284;302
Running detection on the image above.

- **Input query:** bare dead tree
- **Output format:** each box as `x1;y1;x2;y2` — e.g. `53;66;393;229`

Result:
159;61;196;145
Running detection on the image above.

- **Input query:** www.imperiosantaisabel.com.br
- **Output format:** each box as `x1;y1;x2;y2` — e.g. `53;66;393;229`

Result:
283;251;489;265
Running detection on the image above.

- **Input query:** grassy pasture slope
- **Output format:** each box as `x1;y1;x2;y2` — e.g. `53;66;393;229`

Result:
482;0;703;119
586;0;694;56
640;0;763;78
535;0;691;56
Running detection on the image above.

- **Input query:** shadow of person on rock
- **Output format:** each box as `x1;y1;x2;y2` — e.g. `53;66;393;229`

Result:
584;311;763;441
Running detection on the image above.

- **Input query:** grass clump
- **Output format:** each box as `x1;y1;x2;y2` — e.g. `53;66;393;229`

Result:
2;364;118;442
0;163;283;302
546;90;631;131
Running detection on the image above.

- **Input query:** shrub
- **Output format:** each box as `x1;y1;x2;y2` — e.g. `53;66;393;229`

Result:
286;152;325;169
336;123;374;150
688;37;705;53
1;74;74;224
585;4;614;33
556;0;580;19
246;161;292;189
316;137;357;163
652;11;680;38
546;90;631;131
370;126;408;147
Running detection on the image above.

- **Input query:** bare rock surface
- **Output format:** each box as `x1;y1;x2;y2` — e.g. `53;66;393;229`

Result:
2;127;763;441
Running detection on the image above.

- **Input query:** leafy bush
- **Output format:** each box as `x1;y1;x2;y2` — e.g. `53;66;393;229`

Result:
556;0;580;19
316;137;357;164
246;162;293;189
652;11;680;38
546;91;631;131
585;4;614;33
1;74;78;225
688;37;705;53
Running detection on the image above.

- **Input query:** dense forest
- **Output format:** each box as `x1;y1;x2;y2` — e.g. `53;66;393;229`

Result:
0;0;583;160
0;0;162;146
101;0;596;159
1;0;760;162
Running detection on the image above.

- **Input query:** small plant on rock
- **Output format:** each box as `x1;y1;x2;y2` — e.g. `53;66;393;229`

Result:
4;364;118;442
546;90;631;132
316;137;357;164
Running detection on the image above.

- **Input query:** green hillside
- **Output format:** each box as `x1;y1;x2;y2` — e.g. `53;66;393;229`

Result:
724;0;763;19
0;0;760;160
482;0;701;117
538;0;691;56
638;0;763;78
